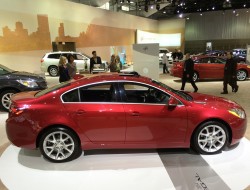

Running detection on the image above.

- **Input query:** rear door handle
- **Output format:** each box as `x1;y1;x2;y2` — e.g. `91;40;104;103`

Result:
76;109;86;115
131;111;140;116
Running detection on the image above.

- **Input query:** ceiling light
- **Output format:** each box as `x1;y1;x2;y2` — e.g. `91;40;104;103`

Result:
244;4;246;8
163;11;166;13
236;13;239;16
179;13;183;18
150;5;154;9
186;17;189;20
212;6;215;10
233;9;236;14
200;13;203;16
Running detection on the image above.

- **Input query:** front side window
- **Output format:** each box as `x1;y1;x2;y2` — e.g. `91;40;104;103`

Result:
79;83;118;102
76;54;83;60
123;83;169;104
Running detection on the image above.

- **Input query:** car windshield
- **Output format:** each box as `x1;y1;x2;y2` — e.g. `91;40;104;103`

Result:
0;64;15;75
152;80;193;101
35;81;71;97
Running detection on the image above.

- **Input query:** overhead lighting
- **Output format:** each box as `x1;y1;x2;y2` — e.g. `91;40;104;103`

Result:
244;4;246;8
200;13;203;16
186;17;189;20
163;11;166;13
236;13;239;16
150;5;154;9
212;6;215;10
233;9;236;14
179;13;183;18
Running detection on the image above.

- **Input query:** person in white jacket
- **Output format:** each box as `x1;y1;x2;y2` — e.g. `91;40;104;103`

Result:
162;53;169;74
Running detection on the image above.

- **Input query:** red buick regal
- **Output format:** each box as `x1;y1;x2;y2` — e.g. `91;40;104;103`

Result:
171;55;250;82
6;73;247;162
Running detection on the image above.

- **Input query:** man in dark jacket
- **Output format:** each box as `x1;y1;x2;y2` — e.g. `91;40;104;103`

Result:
90;51;102;73
221;51;239;94
181;53;198;92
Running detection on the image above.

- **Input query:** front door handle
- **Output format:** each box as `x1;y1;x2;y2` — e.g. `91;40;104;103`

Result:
131;111;140;116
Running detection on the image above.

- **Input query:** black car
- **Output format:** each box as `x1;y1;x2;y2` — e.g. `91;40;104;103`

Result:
0;64;47;111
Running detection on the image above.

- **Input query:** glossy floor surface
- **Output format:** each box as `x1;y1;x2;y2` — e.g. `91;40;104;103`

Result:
0;73;250;190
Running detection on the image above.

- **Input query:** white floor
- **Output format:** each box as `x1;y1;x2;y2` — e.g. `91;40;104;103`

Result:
0;139;250;190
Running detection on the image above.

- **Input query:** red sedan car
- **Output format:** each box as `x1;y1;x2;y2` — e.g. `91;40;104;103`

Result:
6;72;247;162
171;56;250;82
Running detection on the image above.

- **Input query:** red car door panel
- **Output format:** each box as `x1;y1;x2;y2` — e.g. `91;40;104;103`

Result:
124;104;188;144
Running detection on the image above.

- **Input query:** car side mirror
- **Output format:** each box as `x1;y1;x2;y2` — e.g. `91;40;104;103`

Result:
168;96;179;107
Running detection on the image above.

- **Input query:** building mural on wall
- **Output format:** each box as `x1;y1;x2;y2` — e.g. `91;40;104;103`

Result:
0;15;51;52
0;13;135;52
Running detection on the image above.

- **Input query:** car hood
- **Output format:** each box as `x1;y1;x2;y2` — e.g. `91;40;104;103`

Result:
10;71;45;80
188;93;241;109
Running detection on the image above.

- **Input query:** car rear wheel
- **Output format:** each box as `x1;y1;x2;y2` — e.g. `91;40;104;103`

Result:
192;121;229;154
48;66;59;77
39;127;82;163
237;70;247;81
193;72;198;82
0;89;17;111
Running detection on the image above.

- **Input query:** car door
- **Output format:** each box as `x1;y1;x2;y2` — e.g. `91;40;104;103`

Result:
197;57;214;79
120;82;188;146
210;57;226;79
62;82;126;143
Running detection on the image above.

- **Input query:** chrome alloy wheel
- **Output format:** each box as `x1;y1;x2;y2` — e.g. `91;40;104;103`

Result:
237;70;247;81
193;72;198;82
43;131;75;161
2;92;14;110
197;125;226;153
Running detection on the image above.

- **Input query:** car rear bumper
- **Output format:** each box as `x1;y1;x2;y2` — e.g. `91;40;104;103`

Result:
6;116;37;149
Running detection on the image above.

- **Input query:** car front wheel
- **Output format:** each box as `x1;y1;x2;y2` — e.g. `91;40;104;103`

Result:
237;70;247;81
48;66;59;77
192;121;229;154
0;89;17;111
39;127;82;163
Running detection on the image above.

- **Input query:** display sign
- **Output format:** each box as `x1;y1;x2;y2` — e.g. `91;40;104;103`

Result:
136;30;181;47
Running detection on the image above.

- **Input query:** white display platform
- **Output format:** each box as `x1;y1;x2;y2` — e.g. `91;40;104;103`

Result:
0;138;250;190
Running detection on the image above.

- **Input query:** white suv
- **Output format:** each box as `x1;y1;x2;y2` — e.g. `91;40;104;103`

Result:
40;52;107;76
159;48;173;64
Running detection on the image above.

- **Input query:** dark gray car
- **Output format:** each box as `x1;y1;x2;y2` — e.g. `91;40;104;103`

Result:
0;64;47;111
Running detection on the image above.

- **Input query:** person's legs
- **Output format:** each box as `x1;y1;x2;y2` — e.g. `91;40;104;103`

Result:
163;64;166;73
189;77;198;92
166;65;169;73
181;73;186;90
222;78;228;94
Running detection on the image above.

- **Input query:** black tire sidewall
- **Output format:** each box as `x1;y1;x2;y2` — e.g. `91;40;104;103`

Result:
0;89;17;111
39;127;81;163
192;121;229;155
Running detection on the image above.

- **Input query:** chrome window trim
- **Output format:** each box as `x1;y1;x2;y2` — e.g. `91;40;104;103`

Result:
60;80;185;106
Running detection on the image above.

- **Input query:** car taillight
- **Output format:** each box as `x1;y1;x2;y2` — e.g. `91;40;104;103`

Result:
10;105;25;115
41;59;44;63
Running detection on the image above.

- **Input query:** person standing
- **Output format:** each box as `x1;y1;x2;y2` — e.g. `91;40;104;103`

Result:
172;49;178;61
221;51;239;94
109;54;117;72
58;56;70;83
181;53;198;92
90;51;102;73
66;54;77;79
162;52;169;74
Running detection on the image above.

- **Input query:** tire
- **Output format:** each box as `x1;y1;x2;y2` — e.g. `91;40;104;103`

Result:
0;89;17;111
193;72;198;82
48;66;59;77
192;121;229;154
237;70;247;81
39;127;82;163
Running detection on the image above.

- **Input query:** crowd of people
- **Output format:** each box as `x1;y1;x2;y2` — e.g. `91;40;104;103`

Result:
58;51;123;83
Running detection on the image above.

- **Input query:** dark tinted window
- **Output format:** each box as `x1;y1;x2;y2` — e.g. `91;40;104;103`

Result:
48;54;61;59
200;58;211;63
62;89;79;102
79;83;117;102
123;83;169;104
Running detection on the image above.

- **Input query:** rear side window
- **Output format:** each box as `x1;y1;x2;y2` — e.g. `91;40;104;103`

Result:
48;54;61;59
79;83;117;102
62;89;79;102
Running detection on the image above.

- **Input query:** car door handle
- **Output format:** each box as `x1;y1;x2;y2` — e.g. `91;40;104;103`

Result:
76;110;86;115
130;111;140;116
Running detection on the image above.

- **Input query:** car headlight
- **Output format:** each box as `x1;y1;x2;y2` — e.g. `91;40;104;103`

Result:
17;79;38;88
229;108;246;119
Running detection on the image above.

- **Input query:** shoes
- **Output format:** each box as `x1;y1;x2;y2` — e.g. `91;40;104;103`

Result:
221;92;228;94
194;88;198;92
233;85;239;93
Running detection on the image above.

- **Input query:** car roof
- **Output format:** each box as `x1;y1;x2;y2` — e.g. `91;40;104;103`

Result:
68;73;154;88
46;51;81;54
